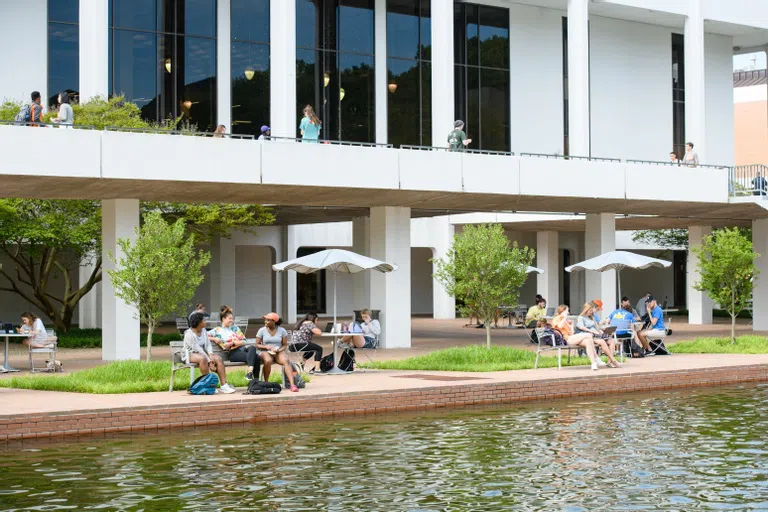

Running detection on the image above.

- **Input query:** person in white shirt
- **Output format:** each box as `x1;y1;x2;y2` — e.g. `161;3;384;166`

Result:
52;92;74;128
683;142;699;166
341;309;381;349
19;312;49;348
258;125;270;141
184;312;235;393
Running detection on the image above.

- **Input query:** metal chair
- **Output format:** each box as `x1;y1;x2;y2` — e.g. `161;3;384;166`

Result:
29;330;59;372
533;328;578;370
175;317;189;336
234;316;249;336
646;317;672;355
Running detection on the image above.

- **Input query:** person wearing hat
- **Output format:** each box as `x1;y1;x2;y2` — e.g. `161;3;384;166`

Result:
447;120;472;151
638;295;665;353
258;125;270;141
255;313;299;392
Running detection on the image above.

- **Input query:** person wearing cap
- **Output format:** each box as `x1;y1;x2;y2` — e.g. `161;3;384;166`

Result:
638;295;665;353
255;313;299;392
258;125;270;141
208;307;261;382
447;120;472;151
590;299;607;325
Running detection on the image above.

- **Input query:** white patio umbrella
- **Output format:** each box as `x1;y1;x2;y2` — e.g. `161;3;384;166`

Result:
564;250;671;303
526;266;544;274
272;249;397;374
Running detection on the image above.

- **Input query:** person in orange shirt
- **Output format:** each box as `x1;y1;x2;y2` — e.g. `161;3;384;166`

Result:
551;304;601;371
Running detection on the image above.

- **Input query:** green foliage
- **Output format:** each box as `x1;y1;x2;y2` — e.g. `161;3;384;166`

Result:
670;335;768;354
0;360;296;394
0;99;22;121
632;229;689;249
693;227;759;343
434;224;534;348
52;328;181;349
145;202;274;242
108;213;211;361
362;345;591;372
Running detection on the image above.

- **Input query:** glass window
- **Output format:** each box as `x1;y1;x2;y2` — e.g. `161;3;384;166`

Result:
112;30;156;111
479;68;509;151
420;61;431;146
478;6;508;69
49;0;78;24
387;58;420;147
48;23;79;108
339;0;374;55
387;0;419;60
232;0;270;43
112;0;156;30
182;0;216;37
182;37;216;131
232;42;270;135
296;0;318;50
672;33;685;157
296;248;326;314
340;53;374;142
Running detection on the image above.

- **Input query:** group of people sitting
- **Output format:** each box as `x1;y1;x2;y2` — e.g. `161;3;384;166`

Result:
533;294;667;369
182;305;382;393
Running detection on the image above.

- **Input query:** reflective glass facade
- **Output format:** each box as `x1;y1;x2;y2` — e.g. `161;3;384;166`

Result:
672;33;685;158
231;0;270;136
386;0;431;147
454;3;510;152
48;0;79;108
109;0;217;131
296;0;375;142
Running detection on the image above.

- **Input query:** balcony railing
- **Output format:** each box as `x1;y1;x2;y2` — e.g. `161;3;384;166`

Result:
731;164;768;198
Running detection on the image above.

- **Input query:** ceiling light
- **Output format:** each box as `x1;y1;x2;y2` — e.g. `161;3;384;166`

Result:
244;67;255;80
388;82;397;93
165;58;172;73
339;88;345;101
324;72;330;87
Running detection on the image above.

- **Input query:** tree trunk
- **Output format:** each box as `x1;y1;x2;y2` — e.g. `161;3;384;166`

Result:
485;323;492;349
146;320;154;362
731;291;736;345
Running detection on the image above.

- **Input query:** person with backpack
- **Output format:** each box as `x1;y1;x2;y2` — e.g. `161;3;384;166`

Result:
183;312;236;394
15;91;44;126
447;120;471;151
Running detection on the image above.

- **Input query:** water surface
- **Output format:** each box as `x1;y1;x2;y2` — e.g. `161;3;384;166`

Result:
1;384;767;511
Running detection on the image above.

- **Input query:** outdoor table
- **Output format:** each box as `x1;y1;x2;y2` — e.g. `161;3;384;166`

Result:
495;306;515;328
1;332;27;372
316;332;352;375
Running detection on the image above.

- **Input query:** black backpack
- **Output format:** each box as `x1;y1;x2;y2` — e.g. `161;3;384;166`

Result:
319;348;355;372
244;380;281;395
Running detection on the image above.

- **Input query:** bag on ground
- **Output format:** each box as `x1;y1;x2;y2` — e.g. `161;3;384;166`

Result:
244;379;282;395
189;373;219;395
282;361;306;388
319;348;355;373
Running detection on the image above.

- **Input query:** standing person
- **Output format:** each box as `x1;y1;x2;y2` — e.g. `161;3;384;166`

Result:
255;313;299;392
189;303;210;320
16;91;44;126
299;105;321;143
635;293;650;318
447;120;471;151
669;151;679;164
290;312;324;372
213;125;227;138
183;312;236;393
342;308;380;348
208;308;261;381
683;142;699;166
52;92;73;128
551;305;602;371
638;295;666;352
18;312;49;348
258;125;271;141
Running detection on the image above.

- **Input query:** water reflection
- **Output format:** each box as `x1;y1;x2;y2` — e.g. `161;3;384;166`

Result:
2;384;768;511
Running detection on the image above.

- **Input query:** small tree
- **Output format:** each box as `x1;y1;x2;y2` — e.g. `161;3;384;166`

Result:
693;227;759;344
107;213;211;361
434;224;534;349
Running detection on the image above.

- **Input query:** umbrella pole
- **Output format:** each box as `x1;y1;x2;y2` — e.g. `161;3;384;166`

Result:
617;269;622;308
323;270;349;375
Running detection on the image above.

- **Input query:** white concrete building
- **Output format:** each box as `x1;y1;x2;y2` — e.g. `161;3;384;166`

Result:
2;0;768;359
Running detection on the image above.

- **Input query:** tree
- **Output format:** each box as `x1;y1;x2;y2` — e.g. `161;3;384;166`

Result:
108;213;211;361
693;227;759;343
0;96;274;332
434;224;534;349
632;229;689;249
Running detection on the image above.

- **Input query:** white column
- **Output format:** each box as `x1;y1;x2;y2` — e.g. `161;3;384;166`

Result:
352;216;372;308
375;0;388;144
217;0;232;131
78;262;101;329
270;0;297;138
537;231;560;305
585;213;616;309
430;217;456;319
684;0;706;162
209;236;237;312
79;0;109;101
431;0;454;147
274;228;286;319
753;219;768;331
101;199;140;361
687;226;713;324
567;0;590;156
370;207;411;348
285;225;299;323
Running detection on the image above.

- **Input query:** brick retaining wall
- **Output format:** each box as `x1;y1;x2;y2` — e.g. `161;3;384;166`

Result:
2;364;767;442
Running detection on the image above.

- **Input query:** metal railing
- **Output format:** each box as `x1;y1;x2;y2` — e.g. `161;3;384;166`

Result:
399;145;514;156
731;164;768;198
0;119;96;130
519;152;621;163
103;126;255;139
264;135;392;148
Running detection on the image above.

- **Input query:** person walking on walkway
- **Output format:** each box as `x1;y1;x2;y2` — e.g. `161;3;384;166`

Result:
683;142;699;167
447;120;471;151
52;92;73;128
299;105;321;143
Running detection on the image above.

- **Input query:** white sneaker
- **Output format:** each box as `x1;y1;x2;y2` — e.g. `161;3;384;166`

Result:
596;359;607;367
219;383;236;394
591;362;599;371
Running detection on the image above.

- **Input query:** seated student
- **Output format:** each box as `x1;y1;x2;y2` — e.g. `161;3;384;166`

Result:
607;297;644;354
189;303;210;320
576;303;622;368
183;312;235;393
342;308;381;348
290;312;324;372
590;299;607;325
256;313;299;392
208;308;261;381
525;297;547;327
19;312;49;348
551;305;601;371
638;295;665;352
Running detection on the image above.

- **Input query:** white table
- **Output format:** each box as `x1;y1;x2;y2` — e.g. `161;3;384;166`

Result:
1;332;27;372
316;332;352;375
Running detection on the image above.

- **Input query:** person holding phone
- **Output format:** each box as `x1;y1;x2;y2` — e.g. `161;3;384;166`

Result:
255;313;298;392
208;308;261;381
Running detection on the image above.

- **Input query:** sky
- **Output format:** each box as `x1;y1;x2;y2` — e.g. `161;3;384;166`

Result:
733;51;767;71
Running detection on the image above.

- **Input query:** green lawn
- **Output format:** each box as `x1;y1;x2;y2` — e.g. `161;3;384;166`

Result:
0;360;295;394
670;335;768;354
362;345;592;372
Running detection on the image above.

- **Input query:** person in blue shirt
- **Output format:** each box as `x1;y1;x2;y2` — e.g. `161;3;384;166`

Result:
608;297;646;353
299;105;321;143
638;295;666;352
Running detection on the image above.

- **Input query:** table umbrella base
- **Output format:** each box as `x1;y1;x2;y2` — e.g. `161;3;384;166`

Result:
316;367;351;376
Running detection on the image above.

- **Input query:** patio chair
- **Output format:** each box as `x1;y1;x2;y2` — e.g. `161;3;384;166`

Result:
28;330;59;372
646;317;672;355
533;328;578;370
175;317;189;336
234;316;249;336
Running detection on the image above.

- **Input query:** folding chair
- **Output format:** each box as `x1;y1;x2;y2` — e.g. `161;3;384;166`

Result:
646;317;672;355
533;328;578;370
29;330;59;372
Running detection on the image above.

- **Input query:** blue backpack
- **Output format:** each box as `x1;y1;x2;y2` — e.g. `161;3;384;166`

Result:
189;373;219;395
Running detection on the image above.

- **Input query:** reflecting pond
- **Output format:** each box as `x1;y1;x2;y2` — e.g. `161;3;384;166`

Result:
2;384;768;511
